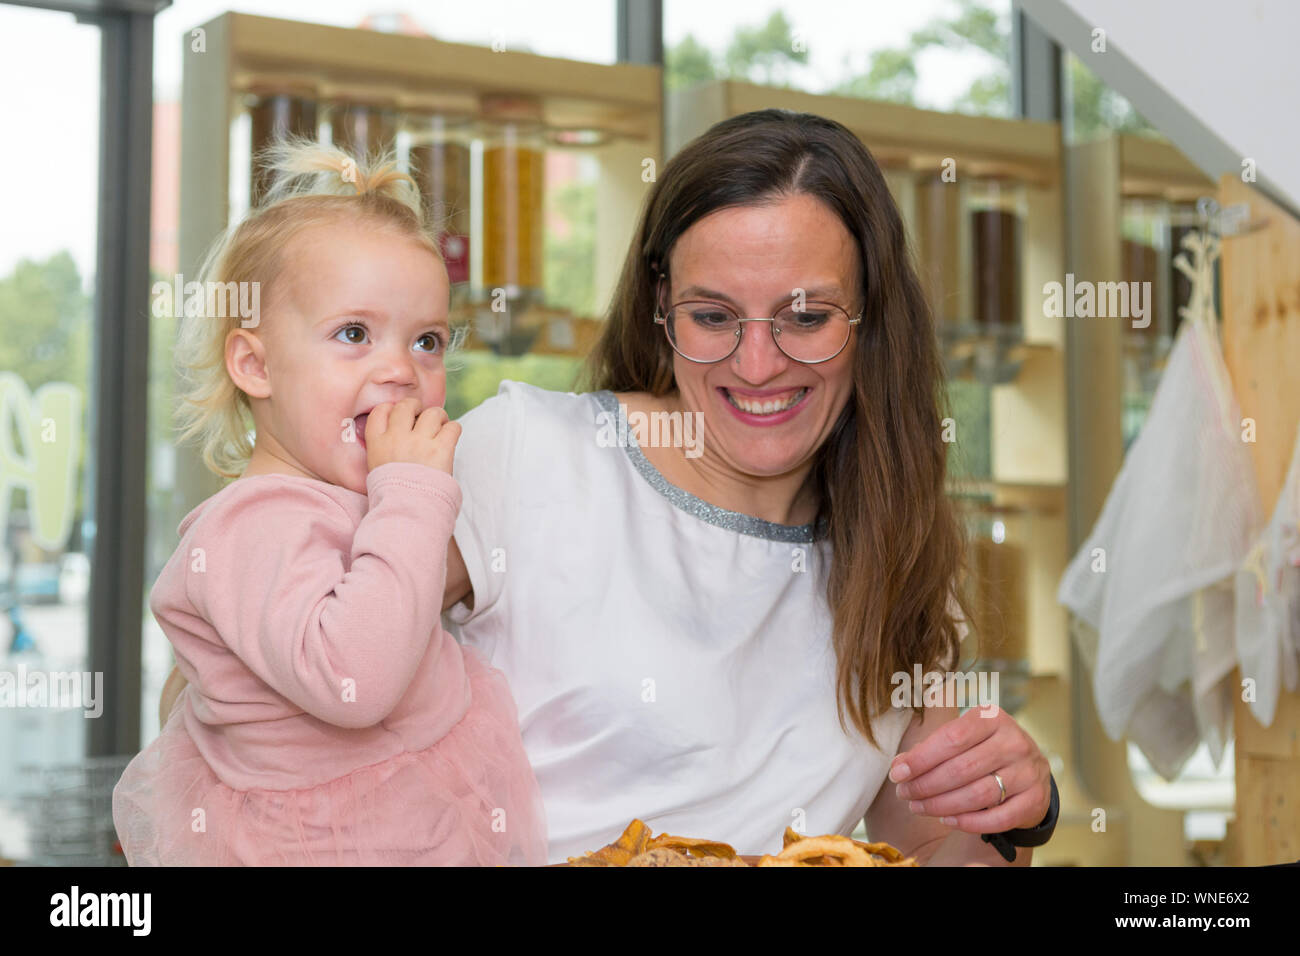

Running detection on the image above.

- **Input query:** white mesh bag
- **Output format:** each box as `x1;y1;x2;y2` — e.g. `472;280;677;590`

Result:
1235;420;1300;726
1057;315;1261;778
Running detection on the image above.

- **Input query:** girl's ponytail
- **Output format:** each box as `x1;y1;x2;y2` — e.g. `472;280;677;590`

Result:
257;137;426;217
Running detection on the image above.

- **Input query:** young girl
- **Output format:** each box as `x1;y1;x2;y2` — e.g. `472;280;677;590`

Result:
111;140;547;866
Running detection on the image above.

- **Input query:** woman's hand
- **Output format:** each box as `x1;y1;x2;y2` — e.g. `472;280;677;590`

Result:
887;705;1051;836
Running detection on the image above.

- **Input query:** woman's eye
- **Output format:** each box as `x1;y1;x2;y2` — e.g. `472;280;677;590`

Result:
689;309;735;329
781;310;831;330
334;325;368;345
414;332;445;354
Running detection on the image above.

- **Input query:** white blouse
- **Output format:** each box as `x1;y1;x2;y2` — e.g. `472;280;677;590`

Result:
445;381;915;863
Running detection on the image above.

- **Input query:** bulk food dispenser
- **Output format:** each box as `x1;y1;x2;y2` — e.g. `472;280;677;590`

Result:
962;500;1031;716
474;95;547;356
243;77;319;206
323;85;400;161
401;103;474;313
966;175;1027;383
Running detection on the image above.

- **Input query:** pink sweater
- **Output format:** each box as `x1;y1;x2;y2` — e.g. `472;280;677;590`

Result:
153;462;470;792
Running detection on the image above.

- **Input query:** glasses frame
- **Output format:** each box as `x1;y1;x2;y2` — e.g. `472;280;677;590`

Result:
652;277;862;365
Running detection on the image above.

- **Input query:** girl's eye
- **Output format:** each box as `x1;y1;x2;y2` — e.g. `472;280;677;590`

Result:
414;332;445;354
332;324;445;352
334;324;368;345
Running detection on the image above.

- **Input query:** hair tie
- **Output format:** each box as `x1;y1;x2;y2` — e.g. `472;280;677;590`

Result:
339;160;363;195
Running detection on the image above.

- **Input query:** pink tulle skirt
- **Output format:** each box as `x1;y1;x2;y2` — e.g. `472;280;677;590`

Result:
112;646;547;866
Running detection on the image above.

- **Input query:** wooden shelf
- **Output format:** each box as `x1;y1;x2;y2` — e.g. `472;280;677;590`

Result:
219;13;661;141
946;479;1067;515
669;80;1061;184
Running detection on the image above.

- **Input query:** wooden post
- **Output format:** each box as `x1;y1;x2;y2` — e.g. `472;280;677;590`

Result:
1062;137;1186;865
1218;175;1300;866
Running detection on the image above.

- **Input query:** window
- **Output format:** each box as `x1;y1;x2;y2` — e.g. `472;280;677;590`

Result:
0;3;104;865
665;0;1014;118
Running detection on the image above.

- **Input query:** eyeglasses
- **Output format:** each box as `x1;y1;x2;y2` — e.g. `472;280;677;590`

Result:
655;278;857;369
654;284;862;365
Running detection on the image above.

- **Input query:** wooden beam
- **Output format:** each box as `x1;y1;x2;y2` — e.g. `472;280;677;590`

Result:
1219;175;1300;866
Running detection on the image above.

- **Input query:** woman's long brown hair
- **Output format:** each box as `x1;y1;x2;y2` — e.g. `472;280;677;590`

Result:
581;109;977;750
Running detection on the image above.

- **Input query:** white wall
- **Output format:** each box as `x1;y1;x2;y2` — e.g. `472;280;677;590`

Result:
1022;0;1300;213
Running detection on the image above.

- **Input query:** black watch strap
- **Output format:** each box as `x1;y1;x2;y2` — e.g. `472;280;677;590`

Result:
980;773;1059;863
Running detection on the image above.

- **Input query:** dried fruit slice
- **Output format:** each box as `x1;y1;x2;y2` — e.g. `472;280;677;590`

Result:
566;818;653;866
647;833;739;858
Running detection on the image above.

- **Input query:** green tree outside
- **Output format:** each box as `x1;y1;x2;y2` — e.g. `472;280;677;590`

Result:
663;0;1158;138
0;252;91;528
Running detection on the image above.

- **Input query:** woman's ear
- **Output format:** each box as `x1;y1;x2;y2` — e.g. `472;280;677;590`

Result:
225;328;271;400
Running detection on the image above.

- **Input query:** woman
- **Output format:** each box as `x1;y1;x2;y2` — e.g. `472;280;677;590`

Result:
163;109;1054;865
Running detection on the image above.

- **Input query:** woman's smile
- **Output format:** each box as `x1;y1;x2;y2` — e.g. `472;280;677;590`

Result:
717;385;812;425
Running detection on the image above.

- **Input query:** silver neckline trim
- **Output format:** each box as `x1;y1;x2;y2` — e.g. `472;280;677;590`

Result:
592;390;825;543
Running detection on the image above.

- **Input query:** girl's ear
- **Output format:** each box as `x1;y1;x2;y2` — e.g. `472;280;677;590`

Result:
226;328;271;399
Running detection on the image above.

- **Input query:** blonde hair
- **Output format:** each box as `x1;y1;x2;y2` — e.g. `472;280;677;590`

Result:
174;137;446;478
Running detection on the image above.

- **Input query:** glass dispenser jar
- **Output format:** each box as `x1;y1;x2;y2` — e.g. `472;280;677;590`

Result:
914;171;969;338
1120;195;1170;350
967;177;1026;344
243;79;320;206
404;110;474;300
475;95;546;355
964;501;1031;715
479;95;545;303
325;89;400;160
1119;195;1173;409
914;170;973;379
